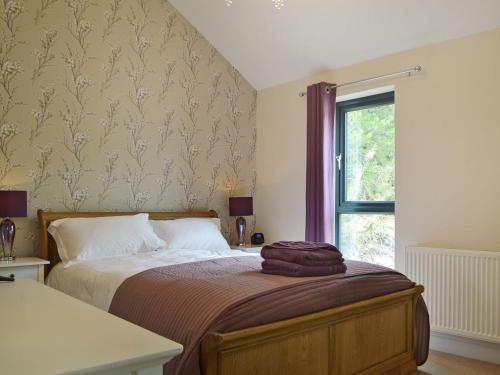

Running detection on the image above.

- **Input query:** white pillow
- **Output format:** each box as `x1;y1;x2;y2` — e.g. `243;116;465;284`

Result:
48;214;165;267
150;218;230;251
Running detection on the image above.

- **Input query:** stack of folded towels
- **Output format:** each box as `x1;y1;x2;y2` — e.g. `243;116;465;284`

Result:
261;241;347;277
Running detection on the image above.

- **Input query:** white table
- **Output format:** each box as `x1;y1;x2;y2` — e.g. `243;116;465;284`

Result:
0;257;49;282
0;279;183;375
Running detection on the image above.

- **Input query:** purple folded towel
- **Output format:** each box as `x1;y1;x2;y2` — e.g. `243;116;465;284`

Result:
263;241;340;252
261;241;343;267
261;259;347;277
262;248;343;266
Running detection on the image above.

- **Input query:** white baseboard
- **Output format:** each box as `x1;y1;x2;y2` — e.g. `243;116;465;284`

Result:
430;331;500;365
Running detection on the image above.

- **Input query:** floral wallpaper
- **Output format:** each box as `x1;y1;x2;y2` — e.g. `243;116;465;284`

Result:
0;0;257;256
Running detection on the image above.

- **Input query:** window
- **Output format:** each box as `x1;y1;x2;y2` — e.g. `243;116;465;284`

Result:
335;92;395;268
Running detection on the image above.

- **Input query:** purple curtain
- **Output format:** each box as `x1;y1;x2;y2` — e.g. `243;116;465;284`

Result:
305;82;337;243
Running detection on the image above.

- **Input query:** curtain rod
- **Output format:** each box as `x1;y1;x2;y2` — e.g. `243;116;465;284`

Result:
298;65;422;97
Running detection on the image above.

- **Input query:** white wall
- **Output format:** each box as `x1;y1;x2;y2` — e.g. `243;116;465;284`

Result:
255;28;500;270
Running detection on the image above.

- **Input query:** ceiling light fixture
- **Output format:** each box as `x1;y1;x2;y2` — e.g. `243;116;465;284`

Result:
271;0;285;9
225;0;286;10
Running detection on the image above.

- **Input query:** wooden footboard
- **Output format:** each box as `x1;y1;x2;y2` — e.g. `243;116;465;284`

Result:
201;286;423;375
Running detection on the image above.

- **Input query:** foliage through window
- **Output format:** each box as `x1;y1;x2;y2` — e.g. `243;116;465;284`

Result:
335;92;395;268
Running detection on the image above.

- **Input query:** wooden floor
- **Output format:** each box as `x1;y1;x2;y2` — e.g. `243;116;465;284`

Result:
417;351;500;375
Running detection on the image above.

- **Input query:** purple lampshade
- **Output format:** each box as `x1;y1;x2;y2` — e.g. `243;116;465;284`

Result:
0;191;28;218
229;197;253;217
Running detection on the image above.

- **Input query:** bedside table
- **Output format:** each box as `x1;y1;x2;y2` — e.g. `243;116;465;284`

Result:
0;257;49;283
231;245;264;254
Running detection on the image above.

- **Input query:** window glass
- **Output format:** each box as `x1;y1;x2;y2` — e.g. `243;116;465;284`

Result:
339;214;395;268
345;104;395;202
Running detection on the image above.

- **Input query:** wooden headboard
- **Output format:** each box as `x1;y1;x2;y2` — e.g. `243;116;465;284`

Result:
37;209;218;276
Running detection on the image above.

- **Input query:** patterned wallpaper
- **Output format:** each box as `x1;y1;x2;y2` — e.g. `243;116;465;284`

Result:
0;0;257;256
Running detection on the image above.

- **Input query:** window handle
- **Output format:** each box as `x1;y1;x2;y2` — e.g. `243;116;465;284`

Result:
336;154;342;170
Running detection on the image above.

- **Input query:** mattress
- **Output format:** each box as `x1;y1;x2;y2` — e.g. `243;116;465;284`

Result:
45;248;255;310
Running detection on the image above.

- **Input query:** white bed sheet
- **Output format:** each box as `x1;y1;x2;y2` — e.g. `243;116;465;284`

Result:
46;248;256;311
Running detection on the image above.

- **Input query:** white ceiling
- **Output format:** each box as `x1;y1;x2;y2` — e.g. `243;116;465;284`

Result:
169;0;500;90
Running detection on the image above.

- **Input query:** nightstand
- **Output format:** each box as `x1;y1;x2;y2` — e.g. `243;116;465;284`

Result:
0;257;49;283
231;245;264;254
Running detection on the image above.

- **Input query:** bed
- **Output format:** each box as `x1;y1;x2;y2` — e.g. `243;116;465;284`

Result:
38;209;428;375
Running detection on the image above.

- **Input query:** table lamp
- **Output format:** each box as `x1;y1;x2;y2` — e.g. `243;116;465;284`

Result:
0;190;27;261
229;197;253;246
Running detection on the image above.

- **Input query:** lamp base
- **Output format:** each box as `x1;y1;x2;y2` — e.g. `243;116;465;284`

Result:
0;217;16;260
235;217;246;246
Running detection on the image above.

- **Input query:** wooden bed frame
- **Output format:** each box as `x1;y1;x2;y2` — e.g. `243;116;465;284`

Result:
38;209;423;375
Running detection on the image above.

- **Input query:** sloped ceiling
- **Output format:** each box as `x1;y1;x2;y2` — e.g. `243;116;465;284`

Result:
169;0;500;90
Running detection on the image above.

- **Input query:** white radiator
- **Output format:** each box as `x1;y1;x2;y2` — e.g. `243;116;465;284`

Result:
405;246;500;344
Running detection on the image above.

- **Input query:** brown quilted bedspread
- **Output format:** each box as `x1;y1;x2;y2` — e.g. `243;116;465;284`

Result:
109;257;429;375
